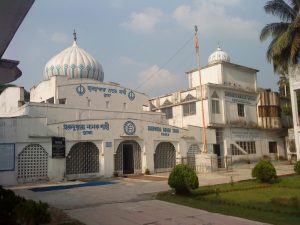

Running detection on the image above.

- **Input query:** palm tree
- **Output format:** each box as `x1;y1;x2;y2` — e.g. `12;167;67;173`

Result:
260;0;300;74
277;75;289;97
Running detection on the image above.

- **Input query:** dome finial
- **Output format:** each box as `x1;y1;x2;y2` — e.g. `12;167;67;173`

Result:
217;40;221;48
73;29;77;42
208;45;230;65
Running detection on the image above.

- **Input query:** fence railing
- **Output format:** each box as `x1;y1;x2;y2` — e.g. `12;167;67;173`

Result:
179;155;233;172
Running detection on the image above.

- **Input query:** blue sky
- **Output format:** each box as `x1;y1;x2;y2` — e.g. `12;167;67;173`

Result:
4;0;280;96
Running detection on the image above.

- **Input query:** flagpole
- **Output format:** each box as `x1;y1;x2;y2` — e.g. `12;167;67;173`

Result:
194;25;208;153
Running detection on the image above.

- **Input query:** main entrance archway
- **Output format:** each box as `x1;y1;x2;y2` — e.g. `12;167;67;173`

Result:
66;142;99;175
154;142;176;173
115;140;141;175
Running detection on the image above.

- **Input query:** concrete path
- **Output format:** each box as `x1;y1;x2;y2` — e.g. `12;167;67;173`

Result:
11;162;294;225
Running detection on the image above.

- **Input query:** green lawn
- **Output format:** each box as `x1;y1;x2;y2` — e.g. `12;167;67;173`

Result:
156;175;300;225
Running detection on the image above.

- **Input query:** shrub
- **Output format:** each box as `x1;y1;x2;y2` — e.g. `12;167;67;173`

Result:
0;186;50;225
0;186;25;225
15;200;50;225
251;160;277;183
294;160;300;175
271;196;300;207
168;164;199;195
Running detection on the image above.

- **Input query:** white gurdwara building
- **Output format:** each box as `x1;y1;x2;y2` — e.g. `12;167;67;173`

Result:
0;38;286;186
0;38;215;186
150;47;285;164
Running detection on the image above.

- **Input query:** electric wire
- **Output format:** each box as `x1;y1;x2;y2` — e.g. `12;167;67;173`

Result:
135;34;195;91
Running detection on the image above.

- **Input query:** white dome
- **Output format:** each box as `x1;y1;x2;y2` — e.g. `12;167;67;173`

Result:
208;47;230;65
44;41;104;81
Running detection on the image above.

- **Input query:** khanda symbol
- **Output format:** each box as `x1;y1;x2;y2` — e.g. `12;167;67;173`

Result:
128;90;135;101
76;84;86;96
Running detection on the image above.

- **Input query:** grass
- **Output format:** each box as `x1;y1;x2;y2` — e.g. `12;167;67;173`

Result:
156;175;300;225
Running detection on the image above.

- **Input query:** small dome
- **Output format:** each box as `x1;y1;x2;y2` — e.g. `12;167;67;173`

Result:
208;47;230;65
44;41;104;81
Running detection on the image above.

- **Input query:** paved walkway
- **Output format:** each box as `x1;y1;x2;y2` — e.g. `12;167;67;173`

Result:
11;161;294;225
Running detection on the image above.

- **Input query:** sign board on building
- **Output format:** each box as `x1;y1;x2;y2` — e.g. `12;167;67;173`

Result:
52;137;65;158
0;143;15;171
230;128;260;140
147;126;180;137
224;91;257;105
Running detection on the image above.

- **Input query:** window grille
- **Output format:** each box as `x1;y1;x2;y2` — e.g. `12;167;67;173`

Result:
183;102;196;116
17;144;48;182
66;142;99;175
212;99;220;114
161;107;173;119
237;104;245;117
230;141;256;155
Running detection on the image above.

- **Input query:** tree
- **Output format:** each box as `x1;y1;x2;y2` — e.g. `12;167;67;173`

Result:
260;0;300;74
278;76;290;98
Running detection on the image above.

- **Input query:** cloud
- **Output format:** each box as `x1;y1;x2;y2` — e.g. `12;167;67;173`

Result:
172;2;261;39
121;7;164;32
51;32;69;44
119;56;138;66
210;0;240;6
37;29;48;39
137;65;180;93
119;56;147;70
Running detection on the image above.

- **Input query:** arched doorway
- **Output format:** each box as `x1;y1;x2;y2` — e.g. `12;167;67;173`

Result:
17;144;48;183
187;144;201;170
66;142;99;175
154;142;176;173
115;140;141;175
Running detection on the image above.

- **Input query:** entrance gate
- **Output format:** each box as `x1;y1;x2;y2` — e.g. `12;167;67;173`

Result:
66;142;99;175
115;141;141;175
17;144;48;183
154;142;176;173
186;144;201;170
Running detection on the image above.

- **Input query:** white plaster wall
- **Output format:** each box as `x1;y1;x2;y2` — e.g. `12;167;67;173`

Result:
289;76;300;159
222;65;256;91
207;88;224;125
30;76;149;112
102;140;114;176
30;77;56;103
224;99;257;125
0;118;48;142
168;100;209;128
0;87;24;116
201;65;222;85
188;64;222;88
21;103;166;125
223;128;285;162
0;141;51;186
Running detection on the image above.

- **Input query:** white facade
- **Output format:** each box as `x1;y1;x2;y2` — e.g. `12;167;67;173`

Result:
0;40;216;186
289;65;300;159
150;47;285;163
0;42;287;186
